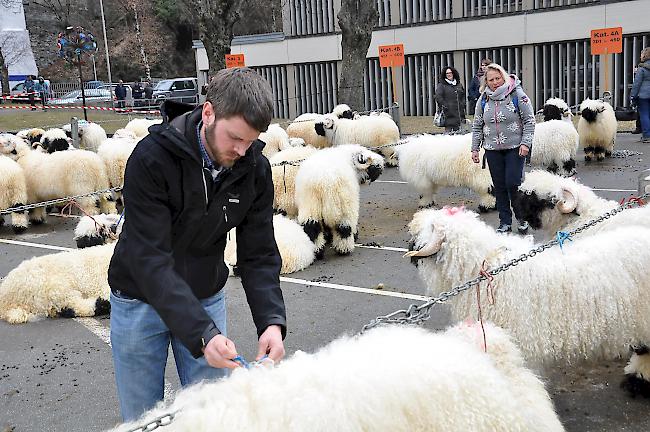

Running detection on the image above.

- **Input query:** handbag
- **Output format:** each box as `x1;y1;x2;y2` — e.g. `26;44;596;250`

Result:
434;109;446;127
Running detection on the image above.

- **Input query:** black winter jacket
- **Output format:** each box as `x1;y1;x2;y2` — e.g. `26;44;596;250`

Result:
434;81;466;128
108;101;286;358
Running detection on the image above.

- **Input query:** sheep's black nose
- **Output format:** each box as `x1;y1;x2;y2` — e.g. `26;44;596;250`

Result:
11;149;17;154
367;164;383;182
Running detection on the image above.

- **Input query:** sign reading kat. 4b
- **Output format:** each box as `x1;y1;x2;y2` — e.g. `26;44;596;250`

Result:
379;44;405;68
590;27;623;55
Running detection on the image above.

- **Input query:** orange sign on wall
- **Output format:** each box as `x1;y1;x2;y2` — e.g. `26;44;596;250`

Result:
378;44;405;68
590;27;623;55
225;54;246;68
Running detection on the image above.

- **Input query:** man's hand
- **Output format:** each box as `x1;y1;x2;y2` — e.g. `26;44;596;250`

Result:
471;150;480;164
257;325;285;363
519;145;530;158
203;334;241;369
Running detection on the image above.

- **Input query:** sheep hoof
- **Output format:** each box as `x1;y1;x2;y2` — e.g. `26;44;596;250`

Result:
232;265;241;277
0;218;4;227
12;225;28;234
477;205;494;213
94;298;111;316
605;151;612;157
584;155;592;162
596;154;605;162
58;308;76;318
315;249;325;260
30;218;45;225
335;249;352;256
76;235;106;249
620;374;650;398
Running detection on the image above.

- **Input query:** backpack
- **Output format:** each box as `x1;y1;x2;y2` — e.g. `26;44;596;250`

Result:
481;93;519;112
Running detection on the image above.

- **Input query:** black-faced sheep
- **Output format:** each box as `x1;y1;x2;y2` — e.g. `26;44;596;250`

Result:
0;243;113;323
315;113;401;167
542;98;573;123
269;145;319;217
577;99;617;161
108;321;565;432
74;213;123;248
39;128;72;153
0;152;28;233
517;170;650;237
16;128;45;146
295;145;384;255
530;120;578;176
0;134;116;223
259;124;305;159
396;133;496;212
225;214;318;275
405;207;650;367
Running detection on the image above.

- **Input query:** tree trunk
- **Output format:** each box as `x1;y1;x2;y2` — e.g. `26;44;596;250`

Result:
337;0;378;111
0;46;9;96
131;1;152;80
189;0;245;75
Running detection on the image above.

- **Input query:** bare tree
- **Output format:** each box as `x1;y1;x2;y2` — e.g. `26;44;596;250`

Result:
187;0;246;74
0;33;32;96
130;1;152;80
30;0;73;29
337;0;378;111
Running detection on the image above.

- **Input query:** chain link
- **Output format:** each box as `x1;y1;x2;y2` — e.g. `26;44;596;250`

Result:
125;411;177;432
362;192;649;332
0;187;122;216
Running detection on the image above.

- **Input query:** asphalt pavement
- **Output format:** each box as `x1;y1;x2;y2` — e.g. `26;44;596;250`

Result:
0;132;648;431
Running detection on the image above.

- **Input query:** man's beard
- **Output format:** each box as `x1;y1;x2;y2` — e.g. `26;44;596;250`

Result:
204;122;236;168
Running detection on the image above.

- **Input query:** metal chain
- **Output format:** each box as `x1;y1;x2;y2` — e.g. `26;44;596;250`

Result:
125;411;177;432
0;187;122;215
361;191;649;332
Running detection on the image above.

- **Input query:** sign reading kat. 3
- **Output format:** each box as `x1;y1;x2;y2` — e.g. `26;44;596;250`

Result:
590;27;623;55
378;44;405;68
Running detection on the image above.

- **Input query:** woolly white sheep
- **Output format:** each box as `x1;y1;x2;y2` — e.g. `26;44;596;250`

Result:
259;124;305;159
61;122;108;151
295;144;384;255
577;99;617;161
112;128;138;140
97;136;138;203
39;128;72;153
108;321;564;432
517;170;650;237
0;135;116;224
269;145;319;217
542;98;574;123
224;214;317;275
16;127;45;146
0;243;114;324
286;113;330;149
530;120;579;176
315;113;401;166
125;118;162;139
405;207;650;366
330;103;354;119
396;133;496;212
74;213;123;248
0;153;28;233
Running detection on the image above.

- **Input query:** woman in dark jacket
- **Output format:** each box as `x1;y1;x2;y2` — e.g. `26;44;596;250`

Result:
435;66;466;132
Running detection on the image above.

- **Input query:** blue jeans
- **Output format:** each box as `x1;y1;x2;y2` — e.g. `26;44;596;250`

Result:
638;98;650;139
485;148;526;226
110;289;228;422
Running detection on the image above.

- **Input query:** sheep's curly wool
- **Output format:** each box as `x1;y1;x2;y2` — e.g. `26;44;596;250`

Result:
108;321;564;432
407;207;650;366
269;145;319;217
0;153;28;233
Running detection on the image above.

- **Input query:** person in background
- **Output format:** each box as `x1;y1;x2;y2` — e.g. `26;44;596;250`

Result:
37;77;49;111
144;81;154;107
132;81;144;107
631;47;650;144
434;66;466;133
471;63;535;234
108;67;286;422
24;75;36;111
115;80;127;109
468;58;492;115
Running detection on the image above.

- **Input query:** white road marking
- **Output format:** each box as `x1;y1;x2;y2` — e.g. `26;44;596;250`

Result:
355;243;408;252
0;238;72;251
280;276;429;301
375;180;407;184
591;188;636;192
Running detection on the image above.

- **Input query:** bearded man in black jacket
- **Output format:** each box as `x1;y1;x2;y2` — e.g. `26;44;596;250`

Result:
108;67;286;421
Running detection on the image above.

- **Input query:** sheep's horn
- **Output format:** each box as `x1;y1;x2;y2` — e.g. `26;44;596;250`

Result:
558;187;577;213
403;232;445;258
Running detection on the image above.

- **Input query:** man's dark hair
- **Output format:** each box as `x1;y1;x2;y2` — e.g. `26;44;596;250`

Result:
206;67;274;132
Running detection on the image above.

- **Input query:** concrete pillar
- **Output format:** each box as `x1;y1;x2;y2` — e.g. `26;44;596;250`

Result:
452;0;464;19
522;0;535;11
285;64;298;119
390;0;401;24
281;0;293;36
522;45;536;108
333;0;342;32
453;51;466;82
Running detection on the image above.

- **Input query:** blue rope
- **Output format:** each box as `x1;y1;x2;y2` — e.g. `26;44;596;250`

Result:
556;231;572;252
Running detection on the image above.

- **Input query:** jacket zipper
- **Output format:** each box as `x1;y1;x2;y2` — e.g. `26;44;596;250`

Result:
200;164;208;215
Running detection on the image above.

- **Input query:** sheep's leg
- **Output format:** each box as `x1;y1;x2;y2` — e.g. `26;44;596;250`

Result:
562;158;576;176
331;221;356;255
28;207;46;224
477;189;497;213
547;161;559;174
2;307;38;324
380;147;398;167
10;206;28;234
300;218;326;259
417;185;438;208
78;196;100;216
56;293;99;318
594;146;606;162
621;343;650;398
584;146;594;162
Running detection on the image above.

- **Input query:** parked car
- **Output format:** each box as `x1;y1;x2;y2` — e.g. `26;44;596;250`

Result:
49;89;114;105
152;77;198;104
9;80;52;103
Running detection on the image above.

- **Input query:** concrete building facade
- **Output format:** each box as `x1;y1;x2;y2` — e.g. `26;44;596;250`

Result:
230;0;649;118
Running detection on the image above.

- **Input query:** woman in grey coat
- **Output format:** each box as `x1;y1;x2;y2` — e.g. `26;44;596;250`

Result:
471;63;536;234
631;47;650;143
435;66;466;132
